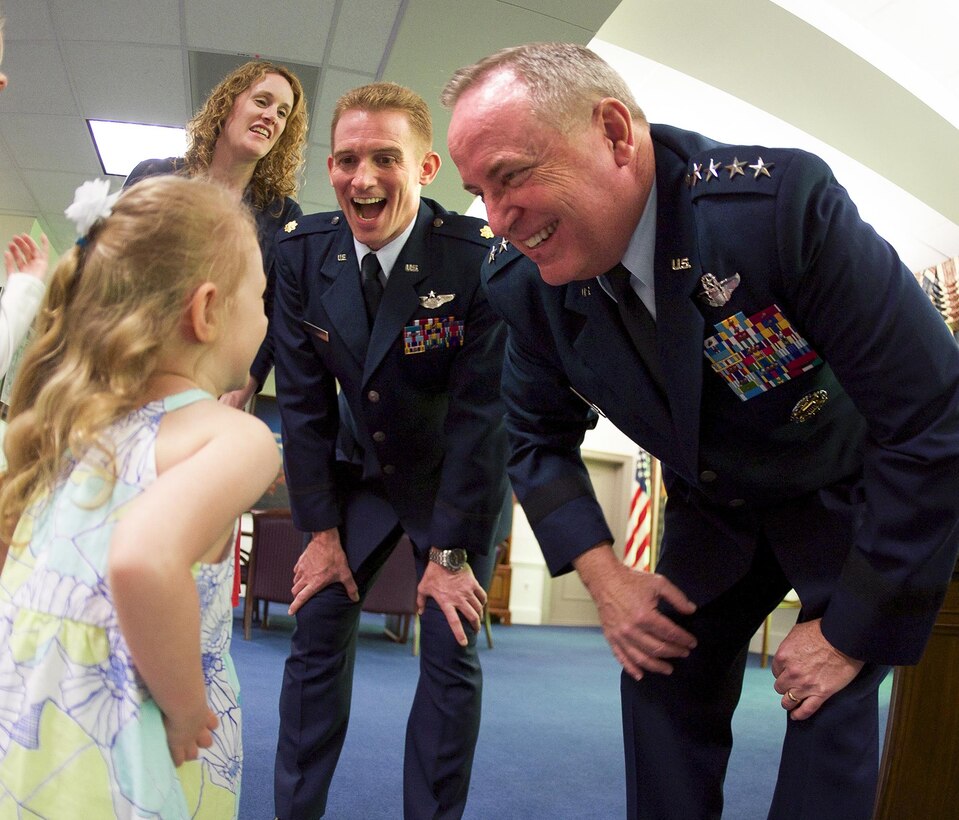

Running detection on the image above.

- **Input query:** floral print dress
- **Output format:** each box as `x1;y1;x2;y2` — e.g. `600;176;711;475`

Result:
0;390;241;819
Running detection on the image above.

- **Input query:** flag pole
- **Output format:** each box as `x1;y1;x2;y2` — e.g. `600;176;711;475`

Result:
648;456;663;571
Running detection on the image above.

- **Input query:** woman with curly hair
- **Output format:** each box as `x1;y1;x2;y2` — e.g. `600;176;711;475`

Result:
125;59;308;407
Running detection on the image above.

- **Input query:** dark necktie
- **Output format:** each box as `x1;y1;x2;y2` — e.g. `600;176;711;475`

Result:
608;264;667;396
361;252;384;326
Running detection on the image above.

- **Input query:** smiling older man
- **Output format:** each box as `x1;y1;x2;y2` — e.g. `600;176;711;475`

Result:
443;42;959;820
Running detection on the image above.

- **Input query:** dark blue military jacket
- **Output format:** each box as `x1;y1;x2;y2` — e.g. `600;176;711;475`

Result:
483;124;959;666
272;198;508;565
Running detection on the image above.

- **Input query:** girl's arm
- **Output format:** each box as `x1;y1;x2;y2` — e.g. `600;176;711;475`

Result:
109;408;279;765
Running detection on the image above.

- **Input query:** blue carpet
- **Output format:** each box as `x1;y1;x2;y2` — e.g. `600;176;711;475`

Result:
233;611;890;819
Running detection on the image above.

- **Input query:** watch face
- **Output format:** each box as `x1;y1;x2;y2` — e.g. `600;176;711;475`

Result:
448;549;467;570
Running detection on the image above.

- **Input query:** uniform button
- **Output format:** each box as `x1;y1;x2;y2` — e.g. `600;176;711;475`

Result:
367;390;380;403
433;217;444;228
728;498;746;508
383;464;396;475
700;470;718;483
372;431;386;443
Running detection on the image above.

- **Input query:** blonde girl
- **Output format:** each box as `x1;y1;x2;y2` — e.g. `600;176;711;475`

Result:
0;175;279;818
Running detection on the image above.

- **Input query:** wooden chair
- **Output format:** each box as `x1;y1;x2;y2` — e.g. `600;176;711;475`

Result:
242;509;301;640
362;534;420;652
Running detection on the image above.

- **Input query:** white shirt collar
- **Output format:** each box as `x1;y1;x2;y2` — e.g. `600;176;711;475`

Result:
353;215;417;281
598;180;658;318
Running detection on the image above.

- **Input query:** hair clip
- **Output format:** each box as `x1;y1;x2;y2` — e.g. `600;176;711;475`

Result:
64;179;120;242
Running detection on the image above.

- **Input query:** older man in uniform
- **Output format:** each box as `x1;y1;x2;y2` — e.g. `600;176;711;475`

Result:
442;42;959;820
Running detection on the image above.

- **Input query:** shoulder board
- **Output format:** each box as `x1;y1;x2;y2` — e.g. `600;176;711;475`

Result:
429;212;496;247
277;211;344;241
686;147;792;200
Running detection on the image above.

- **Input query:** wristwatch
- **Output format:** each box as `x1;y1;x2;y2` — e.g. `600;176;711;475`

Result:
428;547;468;572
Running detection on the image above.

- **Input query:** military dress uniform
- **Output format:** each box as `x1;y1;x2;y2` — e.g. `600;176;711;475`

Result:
271;197;508;820
483;124;959;820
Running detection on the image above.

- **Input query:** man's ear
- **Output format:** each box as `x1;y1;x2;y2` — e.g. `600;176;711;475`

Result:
419;150;441;186
596;98;635;167
184;282;219;343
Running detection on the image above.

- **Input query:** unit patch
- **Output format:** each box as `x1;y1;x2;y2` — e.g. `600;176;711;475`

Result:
703;305;821;401
404;316;464;354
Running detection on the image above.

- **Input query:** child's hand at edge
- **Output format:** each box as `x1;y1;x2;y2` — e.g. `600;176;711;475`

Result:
163;705;219;767
4;234;50;283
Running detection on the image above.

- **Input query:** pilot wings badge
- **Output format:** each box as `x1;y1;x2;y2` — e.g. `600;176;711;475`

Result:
698;272;741;307
419;290;455;309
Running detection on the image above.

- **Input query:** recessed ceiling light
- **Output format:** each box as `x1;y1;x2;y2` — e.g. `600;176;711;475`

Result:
87;120;187;177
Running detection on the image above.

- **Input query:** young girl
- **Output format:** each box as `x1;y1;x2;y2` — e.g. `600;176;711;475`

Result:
0;175;280;818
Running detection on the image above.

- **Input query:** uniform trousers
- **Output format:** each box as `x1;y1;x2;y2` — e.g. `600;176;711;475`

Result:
622;536;889;820
274;522;495;820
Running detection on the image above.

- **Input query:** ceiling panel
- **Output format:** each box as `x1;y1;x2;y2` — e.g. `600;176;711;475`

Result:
1;0;56;39
49;0;182;45
62;42;188;125
311;66;377;148
328;0;404;74
183;0;337;65
0;162;38;214
0;114;101;174
0;41;76;116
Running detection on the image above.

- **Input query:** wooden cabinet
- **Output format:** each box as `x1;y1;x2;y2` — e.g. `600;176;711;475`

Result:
874;558;959;818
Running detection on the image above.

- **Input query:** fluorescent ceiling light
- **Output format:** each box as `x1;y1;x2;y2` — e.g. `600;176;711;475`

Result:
88;120;188;177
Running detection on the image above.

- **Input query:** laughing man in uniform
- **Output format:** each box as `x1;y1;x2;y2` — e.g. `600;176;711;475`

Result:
442;42;959;820
271;82;508;820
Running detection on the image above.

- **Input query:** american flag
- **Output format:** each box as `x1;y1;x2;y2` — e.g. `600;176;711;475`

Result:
622;449;652;571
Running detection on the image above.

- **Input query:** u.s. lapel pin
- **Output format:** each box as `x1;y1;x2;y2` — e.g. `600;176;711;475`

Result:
698;272;741;307
672;257;691;270
420;290;455;309
405;263;419;272
337;253;347;261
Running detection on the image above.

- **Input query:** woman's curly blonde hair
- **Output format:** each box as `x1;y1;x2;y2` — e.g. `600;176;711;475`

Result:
183;60;308;213
0;176;258;543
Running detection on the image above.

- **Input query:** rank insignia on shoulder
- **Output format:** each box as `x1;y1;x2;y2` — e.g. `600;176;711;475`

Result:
480;225;494;239
419;290;455;309
699;273;741;307
726;157;747;178
790;390;829;423
488;237;510;265
749;157;774;178
284;220;298;233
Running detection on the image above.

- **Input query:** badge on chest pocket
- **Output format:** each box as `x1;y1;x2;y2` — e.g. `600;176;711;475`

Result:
703;305;821;401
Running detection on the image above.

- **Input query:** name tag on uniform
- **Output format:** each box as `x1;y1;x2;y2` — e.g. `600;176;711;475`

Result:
703;305;821;401
404;316;464;354
303;320;329;342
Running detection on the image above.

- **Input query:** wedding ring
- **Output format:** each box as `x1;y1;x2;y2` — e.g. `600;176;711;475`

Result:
786;689;800;703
